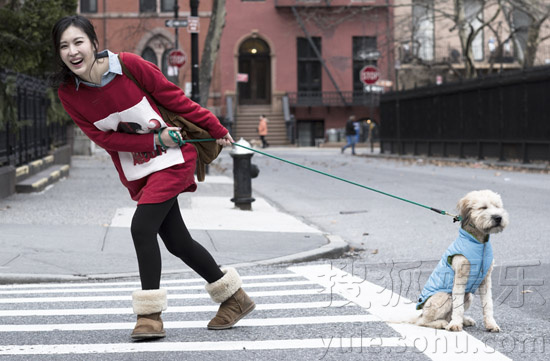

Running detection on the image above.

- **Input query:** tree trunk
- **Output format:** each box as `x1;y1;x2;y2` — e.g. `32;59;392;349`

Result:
454;0;476;78
199;0;226;107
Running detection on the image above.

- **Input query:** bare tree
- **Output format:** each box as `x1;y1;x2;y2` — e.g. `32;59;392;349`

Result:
199;0;226;107
499;0;550;68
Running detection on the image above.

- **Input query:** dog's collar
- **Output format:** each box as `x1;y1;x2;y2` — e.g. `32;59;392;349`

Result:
462;226;490;244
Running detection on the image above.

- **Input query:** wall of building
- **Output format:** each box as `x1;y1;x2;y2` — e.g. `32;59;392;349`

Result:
219;1;392;130
83;0;214;101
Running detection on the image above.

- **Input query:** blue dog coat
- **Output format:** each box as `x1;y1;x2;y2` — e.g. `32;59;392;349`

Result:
416;228;493;310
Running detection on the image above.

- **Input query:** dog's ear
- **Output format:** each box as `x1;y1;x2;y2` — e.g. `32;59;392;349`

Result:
457;195;471;227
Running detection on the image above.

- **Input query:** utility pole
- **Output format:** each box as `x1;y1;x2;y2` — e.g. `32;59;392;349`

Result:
190;0;200;103
174;1;180;49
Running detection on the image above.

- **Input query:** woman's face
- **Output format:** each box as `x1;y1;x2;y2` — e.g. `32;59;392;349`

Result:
58;25;96;82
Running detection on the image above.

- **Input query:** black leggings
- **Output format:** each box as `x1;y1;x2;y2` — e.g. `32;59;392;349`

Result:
131;197;224;290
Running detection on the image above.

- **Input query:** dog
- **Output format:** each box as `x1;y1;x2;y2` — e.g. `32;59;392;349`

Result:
413;190;509;332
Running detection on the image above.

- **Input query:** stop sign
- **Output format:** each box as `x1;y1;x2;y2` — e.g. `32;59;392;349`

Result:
360;65;380;85
168;49;186;68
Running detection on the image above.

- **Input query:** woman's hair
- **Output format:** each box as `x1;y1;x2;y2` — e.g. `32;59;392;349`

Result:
50;15;99;88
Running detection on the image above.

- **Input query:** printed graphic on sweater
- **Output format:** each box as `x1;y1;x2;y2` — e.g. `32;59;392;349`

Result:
94;96;184;181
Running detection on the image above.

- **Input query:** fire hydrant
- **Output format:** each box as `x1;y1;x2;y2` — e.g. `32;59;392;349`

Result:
230;138;259;210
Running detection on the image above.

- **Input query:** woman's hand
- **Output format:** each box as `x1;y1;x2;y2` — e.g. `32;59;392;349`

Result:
156;127;182;148
216;133;234;147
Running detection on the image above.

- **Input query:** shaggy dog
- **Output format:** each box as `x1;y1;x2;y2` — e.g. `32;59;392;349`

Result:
413;190;509;332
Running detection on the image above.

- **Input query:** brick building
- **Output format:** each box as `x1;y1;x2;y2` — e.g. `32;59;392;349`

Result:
80;0;394;146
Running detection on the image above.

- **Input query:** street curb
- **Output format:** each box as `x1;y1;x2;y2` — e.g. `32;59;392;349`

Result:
359;151;549;173
229;234;350;268
0;234;349;285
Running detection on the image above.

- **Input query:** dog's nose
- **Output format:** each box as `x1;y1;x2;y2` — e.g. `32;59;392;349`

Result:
492;215;502;225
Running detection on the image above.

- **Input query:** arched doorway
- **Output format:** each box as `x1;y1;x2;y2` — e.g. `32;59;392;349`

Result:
139;35;177;83
238;38;271;105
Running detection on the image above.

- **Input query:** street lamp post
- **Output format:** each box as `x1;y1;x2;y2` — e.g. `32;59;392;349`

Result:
190;0;200;104
173;2;180;49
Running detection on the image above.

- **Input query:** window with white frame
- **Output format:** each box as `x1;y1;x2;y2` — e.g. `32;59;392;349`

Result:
512;8;530;60
465;0;484;61
412;0;434;61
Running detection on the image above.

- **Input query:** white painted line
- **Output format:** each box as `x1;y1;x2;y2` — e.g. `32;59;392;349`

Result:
0;300;353;317
0;315;377;332
289;264;511;361
0;273;301;290
0;288;328;304
0;280;316;295
109;196;322;233
0;337;406;355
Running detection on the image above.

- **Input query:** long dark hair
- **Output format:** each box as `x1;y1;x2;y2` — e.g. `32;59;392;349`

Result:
50;15;99;88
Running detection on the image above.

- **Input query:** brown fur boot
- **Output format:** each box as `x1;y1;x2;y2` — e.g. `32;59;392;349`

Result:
131;289;167;340
205;267;256;330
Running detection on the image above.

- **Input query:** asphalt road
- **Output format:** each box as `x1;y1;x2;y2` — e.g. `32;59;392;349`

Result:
215;146;550;354
1;147;548;360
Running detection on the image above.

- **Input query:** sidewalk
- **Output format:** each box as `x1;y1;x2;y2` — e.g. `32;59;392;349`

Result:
0;150;347;284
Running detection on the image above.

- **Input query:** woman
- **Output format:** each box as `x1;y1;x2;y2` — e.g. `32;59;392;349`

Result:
51;15;255;340
257;114;269;148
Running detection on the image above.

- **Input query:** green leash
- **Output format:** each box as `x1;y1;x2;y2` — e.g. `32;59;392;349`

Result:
177;137;462;223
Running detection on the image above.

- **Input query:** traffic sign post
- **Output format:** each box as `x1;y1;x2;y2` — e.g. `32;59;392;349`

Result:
165;19;188;28
168;49;187;68
360;66;380;85
187;16;200;34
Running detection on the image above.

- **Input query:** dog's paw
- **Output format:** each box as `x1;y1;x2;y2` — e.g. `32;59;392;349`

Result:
445;321;463;332
463;316;476;327
485;320;501;333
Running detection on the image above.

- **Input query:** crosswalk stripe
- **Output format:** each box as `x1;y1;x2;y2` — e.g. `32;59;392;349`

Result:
0;288;328;304
0;300;353;317
0;273;301;290
0;280;316;295
0;315;377;332
0;337;406;355
289;264;512;361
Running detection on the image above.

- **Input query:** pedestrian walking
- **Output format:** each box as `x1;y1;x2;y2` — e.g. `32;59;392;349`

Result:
341;115;357;155
258;114;269;148
51;15;255;341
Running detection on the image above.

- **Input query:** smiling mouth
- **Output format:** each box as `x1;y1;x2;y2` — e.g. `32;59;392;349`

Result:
71;59;84;66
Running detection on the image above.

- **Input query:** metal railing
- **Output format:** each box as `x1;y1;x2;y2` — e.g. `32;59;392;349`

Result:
379;65;550;163
287;90;380;107
0;71;68;167
275;0;383;7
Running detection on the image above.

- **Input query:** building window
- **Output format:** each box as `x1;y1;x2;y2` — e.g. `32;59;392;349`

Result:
465;0;484;61
140;0;157;13
353;36;377;93
161;0;176;12
297;37;322;95
412;0;434;61
80;0;97;13
141;47;158;66
512;9;529;61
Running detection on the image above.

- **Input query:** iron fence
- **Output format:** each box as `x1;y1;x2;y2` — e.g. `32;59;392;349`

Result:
287;90;380;107
0;71;68;167
379;66;550;163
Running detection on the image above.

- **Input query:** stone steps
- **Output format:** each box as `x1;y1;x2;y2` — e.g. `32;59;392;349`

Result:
15;155;70;193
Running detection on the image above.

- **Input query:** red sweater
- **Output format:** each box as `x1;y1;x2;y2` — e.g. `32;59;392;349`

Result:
58;52;228;204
